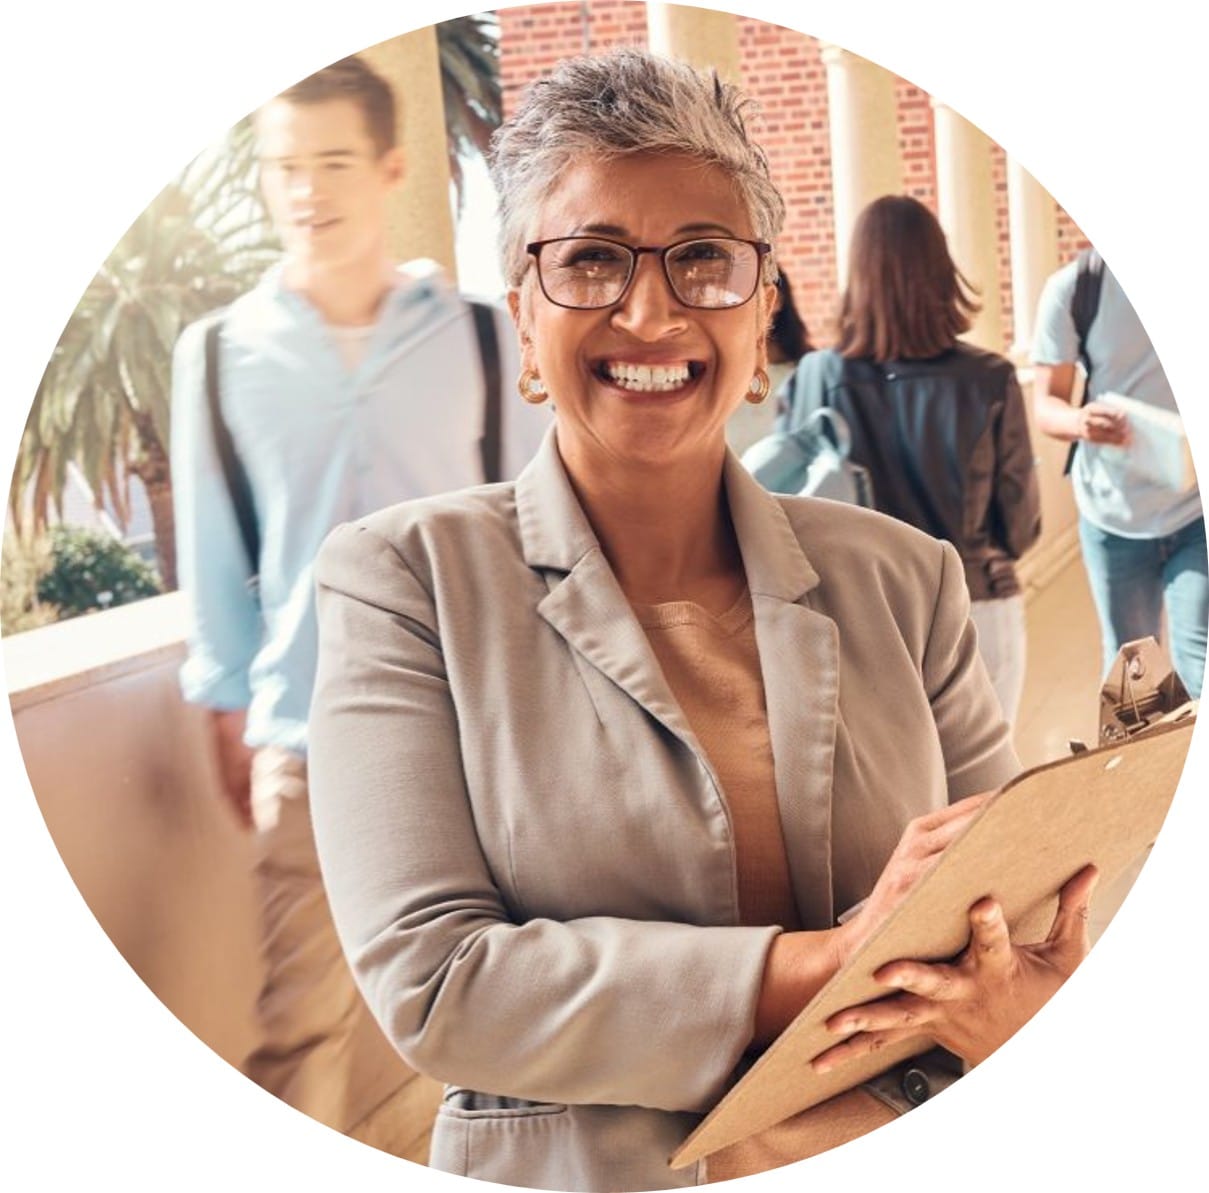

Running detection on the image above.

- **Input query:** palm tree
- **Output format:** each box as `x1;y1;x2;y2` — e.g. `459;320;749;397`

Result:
438;13;502;213
10;121;279;590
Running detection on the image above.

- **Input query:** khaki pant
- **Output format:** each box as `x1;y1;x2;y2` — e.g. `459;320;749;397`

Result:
244;747;361;1131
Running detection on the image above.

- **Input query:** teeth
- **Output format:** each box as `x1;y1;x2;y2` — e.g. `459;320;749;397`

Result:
604;361;692;392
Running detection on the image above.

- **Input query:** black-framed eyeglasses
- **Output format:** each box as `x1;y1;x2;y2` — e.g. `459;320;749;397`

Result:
525;235;772;311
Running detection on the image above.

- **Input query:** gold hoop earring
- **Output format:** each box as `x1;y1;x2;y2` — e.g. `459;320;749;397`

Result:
746;368;771;405
518;368;548;404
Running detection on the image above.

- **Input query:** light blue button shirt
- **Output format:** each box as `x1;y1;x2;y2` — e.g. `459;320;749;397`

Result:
171;261;549;753
1031;258;1200;538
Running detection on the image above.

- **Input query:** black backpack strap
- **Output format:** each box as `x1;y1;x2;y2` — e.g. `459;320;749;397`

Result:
1071;248;1104;388
1063;248;1105;475
469;301;503;484
203;317;260;592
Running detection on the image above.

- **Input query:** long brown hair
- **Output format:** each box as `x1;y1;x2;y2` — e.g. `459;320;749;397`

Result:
837;195;981;361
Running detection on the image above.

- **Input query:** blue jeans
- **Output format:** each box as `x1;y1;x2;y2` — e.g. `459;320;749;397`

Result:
1078;515;1207;699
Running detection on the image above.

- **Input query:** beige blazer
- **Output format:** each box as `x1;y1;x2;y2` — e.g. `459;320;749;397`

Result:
308;428;1019;1192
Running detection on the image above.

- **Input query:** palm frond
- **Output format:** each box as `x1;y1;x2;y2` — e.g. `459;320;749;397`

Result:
437;13;502;213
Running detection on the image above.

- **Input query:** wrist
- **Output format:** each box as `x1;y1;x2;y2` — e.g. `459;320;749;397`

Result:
753;927;851;1047
830;917;859;971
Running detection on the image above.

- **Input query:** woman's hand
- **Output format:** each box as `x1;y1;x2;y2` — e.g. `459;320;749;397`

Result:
811;864;1099;1073
834;793;992;965
752;795;991;1047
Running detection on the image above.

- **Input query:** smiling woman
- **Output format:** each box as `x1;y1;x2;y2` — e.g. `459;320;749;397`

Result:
305;47;1098;1192
508;152;774;484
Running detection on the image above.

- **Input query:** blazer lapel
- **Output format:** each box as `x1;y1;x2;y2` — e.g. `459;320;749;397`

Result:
515;431;841;929
516;429;701;752
725;454;840;930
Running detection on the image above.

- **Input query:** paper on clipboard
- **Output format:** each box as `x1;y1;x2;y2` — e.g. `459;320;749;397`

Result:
670;715;1197;1170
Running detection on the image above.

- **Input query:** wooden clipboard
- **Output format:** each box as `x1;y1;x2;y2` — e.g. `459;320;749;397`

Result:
670;714;1197;1169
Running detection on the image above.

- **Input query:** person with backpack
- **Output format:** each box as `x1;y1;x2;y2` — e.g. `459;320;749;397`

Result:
767;196;1041;728
1031;249;1205;698
170;56;547;1136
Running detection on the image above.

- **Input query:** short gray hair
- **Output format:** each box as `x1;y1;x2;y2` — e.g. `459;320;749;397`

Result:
489;47;785;287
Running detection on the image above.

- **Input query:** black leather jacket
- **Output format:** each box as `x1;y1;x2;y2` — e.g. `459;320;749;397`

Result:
777;345;1041;600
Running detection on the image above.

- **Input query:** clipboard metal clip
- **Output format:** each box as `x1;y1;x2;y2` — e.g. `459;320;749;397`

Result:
1096;637;1192;745
1069;637;1193;754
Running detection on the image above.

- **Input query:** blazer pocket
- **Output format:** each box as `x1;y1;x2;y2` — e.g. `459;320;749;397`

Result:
439;1086;568;1119
431;1088;572;1186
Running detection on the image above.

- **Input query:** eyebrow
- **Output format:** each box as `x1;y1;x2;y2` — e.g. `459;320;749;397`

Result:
572;220;740;239
261;149;362;164
676;221;740;237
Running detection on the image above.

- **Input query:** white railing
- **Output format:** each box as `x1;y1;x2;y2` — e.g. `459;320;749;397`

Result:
4;591;437;1161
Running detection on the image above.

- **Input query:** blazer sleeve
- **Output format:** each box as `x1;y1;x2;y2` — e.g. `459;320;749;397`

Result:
922;540;1022;800
307;522;780;1115
991;370;1043;559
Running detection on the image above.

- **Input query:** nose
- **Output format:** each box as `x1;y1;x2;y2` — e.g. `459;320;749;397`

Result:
287;167;321;201
610;254;688;341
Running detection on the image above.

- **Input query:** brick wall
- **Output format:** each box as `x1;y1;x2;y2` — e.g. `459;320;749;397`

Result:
734;19;836;345
897;79;938;210
499;1;648;118
1057;210;1091;265
992;143;1013;348
493;2;1086;352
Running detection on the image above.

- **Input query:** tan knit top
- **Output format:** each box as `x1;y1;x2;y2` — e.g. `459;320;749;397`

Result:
632;591;801;931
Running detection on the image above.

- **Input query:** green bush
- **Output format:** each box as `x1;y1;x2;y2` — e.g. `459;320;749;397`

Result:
35;526;161;618
1;529;58;636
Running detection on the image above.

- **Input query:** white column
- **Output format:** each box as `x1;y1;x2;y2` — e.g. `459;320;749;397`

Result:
932;101;1003;351
821;44;903;283
361;27;458;281
1005;158;1074;598
646;3;741;83
1006;157;1059;363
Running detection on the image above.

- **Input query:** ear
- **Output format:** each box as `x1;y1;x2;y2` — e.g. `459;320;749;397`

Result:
760;281;778;332
381;146;406;188
756;281;778;368
507;288;538;370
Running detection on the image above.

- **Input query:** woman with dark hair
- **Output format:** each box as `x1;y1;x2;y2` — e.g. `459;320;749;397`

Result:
776;195;1041;728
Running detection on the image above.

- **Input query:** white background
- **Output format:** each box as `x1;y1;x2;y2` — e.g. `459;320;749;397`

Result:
1;1;1204;1189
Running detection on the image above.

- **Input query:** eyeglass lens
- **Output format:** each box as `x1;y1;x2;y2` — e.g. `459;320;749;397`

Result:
537;238;760;309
